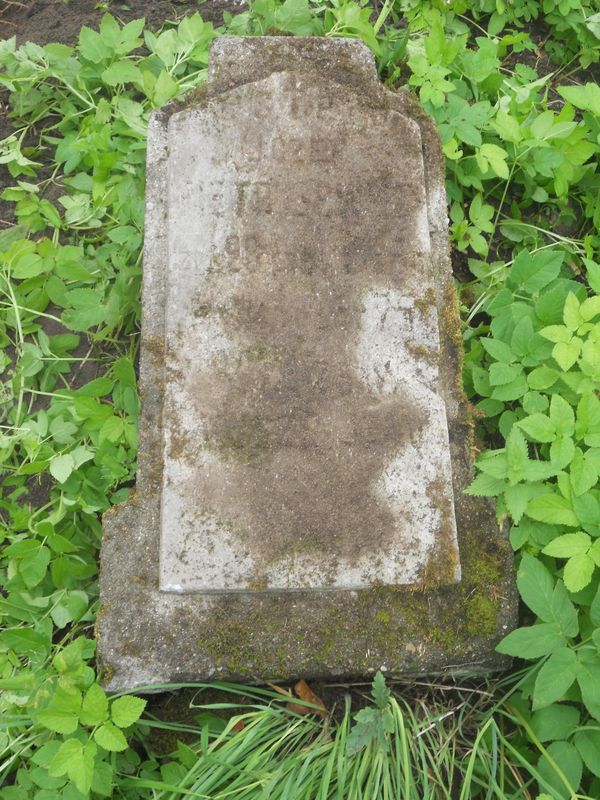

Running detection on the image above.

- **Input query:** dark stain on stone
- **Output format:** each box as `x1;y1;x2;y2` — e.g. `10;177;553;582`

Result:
167;80;436;568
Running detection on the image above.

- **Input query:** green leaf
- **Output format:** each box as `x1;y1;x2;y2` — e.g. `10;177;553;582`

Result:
550;435;575;470
533;646;578;709
94;722;128;752
490;373;528;401
496;623;565;658
48;738;82;777
570;448;598;496
527;494;579;527
549;395;575;437
506;427;528;476
101;60;142;86
493;109;521;143
92;760;114;797
552;339;581;371
481;338;514;363
111;695;146;728
576;392;600;442
557;83;600;114
78;26;111;62
19;545;51;589
80;683;109;726
532;704;579;743
574;729;600;777
543;532;591;558
518;414;555;443
537;740;582;799
517;554;555;621
591;586;600;627
489;362;521;386
509;250;563;295
578;650;600;720
504;483;534;523
153;70;179;106
476;143;509;179
563;553;595;593
540;324;571;344
49;738;96;795
49;453;75;484
550;580;578;638
36;708;79;735
581;296;600;322
563;292;583;332
465;472;505;496
527;365;559;390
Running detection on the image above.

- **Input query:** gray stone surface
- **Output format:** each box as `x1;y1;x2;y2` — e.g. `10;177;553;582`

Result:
98;37;516;691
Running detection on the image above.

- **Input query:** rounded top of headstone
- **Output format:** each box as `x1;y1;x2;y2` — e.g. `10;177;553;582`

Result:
208;35;377;92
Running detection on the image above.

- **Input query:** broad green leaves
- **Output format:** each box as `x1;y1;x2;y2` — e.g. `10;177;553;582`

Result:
1;4;600;798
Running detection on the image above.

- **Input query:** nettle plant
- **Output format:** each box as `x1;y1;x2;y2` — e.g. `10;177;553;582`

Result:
466;255;600;787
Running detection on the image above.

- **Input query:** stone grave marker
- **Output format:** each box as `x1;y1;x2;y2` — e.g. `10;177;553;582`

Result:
98;36;516;691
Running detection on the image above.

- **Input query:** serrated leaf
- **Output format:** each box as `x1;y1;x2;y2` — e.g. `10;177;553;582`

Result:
552;339;581;371
550;580;578;638
489;362;521;386
111;695;146;728
543;532;591;558
36;708;79;734
550;435;575;470
581;296;600;322
518;414;555;442
101;59;142;86
540;324;571;343
496;622;565;658
527;365;559;390
49;737;96;795
570;448;598;496
563;553;595;593
94;721;128;752
49;453;75;484
19;545;51;588
558;83;600;114
481;338;514;363
549;395;575;437
563;292;583;331
465;472;505;496
517;554;555;621
80;683;109;726
371;671;390;710
48;738;82;777
509;250;563;295
526;494;579;527
504;483;533;523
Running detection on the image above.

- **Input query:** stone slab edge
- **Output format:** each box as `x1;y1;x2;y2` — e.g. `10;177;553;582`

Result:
97;37;517;692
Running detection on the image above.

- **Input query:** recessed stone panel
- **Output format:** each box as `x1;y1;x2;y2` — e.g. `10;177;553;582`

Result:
159;72;459;593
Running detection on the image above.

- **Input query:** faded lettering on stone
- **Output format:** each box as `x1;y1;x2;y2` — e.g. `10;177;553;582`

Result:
158;71;460;593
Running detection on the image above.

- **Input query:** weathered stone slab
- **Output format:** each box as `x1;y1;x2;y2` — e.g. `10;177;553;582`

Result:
98;37;516;691
160;71;459;593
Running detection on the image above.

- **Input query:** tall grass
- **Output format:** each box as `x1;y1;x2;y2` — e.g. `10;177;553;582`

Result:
111;676;590;800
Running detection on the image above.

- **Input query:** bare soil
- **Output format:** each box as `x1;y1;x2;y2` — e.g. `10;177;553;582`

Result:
0;0;239;46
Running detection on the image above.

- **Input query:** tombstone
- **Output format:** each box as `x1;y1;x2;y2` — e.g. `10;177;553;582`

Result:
98;36;516;691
